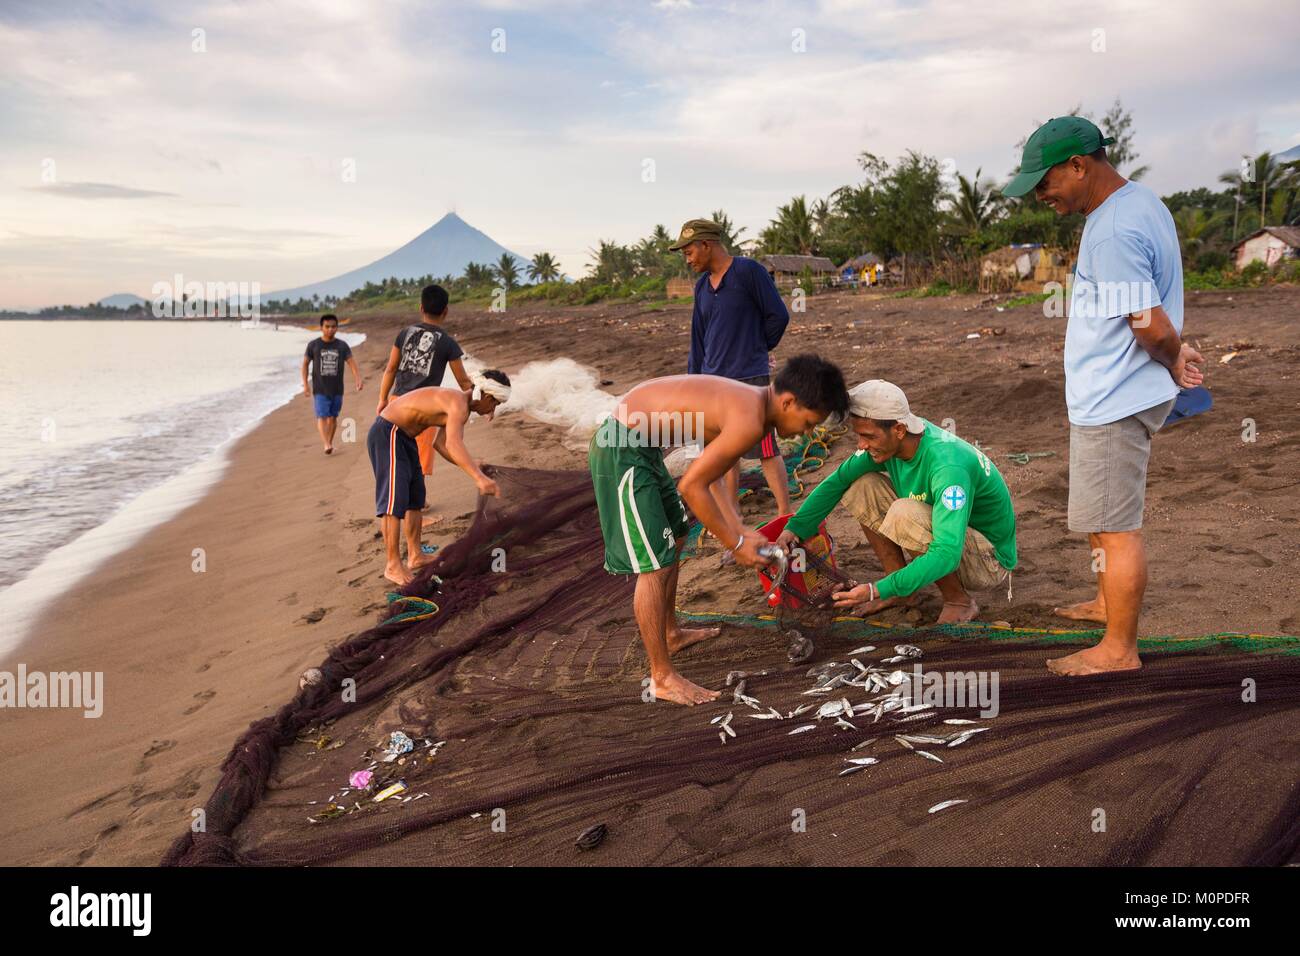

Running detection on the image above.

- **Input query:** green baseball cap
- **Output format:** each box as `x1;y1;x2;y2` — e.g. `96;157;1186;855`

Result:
1002;116;1116;197
668;218;723;251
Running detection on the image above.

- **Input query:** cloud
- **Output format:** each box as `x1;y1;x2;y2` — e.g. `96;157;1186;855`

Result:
25;182;178;200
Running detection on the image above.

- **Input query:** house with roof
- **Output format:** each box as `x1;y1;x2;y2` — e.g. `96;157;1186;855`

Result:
1231;226;1300;270
758;254;840;288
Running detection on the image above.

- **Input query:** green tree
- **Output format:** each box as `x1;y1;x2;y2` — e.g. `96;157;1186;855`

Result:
709;209;746;250
948;167;1004;238
492;254;521;290
463;261;494;285
759;195;819;255
527;252;561;283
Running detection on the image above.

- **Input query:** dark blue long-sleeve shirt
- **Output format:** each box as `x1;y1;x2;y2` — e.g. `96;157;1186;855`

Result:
686;256;790;379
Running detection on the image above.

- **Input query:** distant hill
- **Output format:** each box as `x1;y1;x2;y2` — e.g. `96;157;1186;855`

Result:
98;293;147;309
1277;144;1300;164
264;213;529;303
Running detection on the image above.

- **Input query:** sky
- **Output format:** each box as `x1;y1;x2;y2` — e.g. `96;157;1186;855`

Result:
2;0;1298;310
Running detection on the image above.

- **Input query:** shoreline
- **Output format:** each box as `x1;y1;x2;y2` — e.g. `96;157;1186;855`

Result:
0;325;365;658
1;288;1296;865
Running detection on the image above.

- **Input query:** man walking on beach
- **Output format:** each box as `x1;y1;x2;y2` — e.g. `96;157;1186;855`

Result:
673;219;793;524
1002;116;1204;675
302;313;363;454
368;372;510;586
376;284;475;488
589;355;848;705
777;381;1018;625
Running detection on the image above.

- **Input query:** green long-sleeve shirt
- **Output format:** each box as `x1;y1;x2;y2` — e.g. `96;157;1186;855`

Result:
786;420;1018;599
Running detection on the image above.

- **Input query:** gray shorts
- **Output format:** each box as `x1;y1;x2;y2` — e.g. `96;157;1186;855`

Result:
1067;399;1175;533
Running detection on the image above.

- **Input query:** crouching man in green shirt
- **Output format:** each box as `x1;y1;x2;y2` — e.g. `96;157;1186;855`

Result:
776;380;1017;624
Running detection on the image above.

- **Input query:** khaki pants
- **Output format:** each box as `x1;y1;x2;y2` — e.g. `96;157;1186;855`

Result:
840;472;1006;592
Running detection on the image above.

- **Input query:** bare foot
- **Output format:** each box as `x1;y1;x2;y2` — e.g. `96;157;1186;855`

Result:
384;562;413;587
409;552;437;569
650;671;720;705
936;597;979;624
666;624;721;655
421;514;443;529
1053;598;1107;623
1047;643;1141;676
845;595;916;618
324;446;333;455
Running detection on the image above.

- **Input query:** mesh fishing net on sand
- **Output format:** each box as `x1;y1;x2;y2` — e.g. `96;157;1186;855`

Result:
163;464;1300;867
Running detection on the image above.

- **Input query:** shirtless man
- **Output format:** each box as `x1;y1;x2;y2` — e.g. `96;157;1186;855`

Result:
589;354;849;705
368;371;510;585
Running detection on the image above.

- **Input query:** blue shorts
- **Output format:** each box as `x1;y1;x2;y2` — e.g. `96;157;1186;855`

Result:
313;393;344;418
368;418;426;516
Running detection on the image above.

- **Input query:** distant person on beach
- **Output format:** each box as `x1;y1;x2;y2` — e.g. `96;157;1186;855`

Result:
1002;116;1204;676
673;218;793;525
376;284;474;487
302;314;363;454
368;372;510;586
776;380;1018;625
589;355;848;705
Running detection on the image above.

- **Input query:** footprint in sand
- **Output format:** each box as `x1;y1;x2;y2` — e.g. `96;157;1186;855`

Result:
195;648;232;673
298;607;329;624
183;690;216;715
280;591;300;607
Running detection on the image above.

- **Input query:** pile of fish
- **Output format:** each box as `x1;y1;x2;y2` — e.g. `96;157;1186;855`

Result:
706;642;990;813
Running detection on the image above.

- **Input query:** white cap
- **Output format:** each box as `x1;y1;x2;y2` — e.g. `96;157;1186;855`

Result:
848;380;924;434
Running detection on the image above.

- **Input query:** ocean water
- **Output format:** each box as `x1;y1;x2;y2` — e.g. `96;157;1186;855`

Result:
0;320;363;653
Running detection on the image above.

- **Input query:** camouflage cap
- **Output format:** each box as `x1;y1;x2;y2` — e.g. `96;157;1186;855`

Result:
668;218;723;251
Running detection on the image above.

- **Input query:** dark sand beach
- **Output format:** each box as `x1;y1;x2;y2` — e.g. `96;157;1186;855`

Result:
2;286;1298;865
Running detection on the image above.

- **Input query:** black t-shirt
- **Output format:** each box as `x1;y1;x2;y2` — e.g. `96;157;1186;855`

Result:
393;323;464;396
305;337;352;397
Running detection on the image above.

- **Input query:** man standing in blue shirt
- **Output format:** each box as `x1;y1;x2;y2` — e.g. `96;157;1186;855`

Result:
671;218;792;523
1003;116;1204;676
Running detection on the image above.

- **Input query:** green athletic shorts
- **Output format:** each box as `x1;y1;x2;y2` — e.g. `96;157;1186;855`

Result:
589;417;691;575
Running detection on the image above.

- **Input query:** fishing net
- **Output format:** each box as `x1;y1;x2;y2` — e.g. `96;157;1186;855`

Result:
162;463;1300;867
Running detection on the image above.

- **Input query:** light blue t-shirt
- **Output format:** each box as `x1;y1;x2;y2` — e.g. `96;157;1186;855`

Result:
1065;181;1182;426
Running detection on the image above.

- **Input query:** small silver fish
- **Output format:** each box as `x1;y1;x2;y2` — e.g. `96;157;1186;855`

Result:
838;764;870;776
894;644;922;658
788;724;817;735
928;799;967;813
834;718;858;731
850;738;876;751
915;749;944;763
722;723;737;739
747;711;783;720
943;719;979;725
847;645;877;654
725;670;748;687
895;711;937;723
894;735;914;750
881;655;907;664
788;703;814;718
732;679;748;701
844;756;879;766
718;731;727;744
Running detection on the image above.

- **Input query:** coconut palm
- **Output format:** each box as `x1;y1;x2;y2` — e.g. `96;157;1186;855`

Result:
949;168;1004;235
1172;207;1223;265
759;195;818;255
528;252;561;283
709;209;746;250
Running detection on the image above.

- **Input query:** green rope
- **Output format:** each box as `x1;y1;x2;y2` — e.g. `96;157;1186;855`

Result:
675;608;1300;657
385;590;441;625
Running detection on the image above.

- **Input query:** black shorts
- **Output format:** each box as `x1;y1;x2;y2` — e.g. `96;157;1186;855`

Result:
368;418;426;516
736;374;781;460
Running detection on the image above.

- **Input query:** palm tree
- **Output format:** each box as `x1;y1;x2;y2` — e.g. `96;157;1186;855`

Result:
493;254;521;289
949;168;1003;235
1172;207;1223;265
587;240;637;284
760;195;818;255
463;261;494;285
1218;152;1299;238
709;209;746;250
528;252;560;283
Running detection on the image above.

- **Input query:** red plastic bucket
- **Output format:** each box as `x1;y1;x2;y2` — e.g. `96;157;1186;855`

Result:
755;513;838;610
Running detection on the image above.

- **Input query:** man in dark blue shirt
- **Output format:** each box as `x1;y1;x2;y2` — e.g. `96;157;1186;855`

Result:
671;218;792;521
